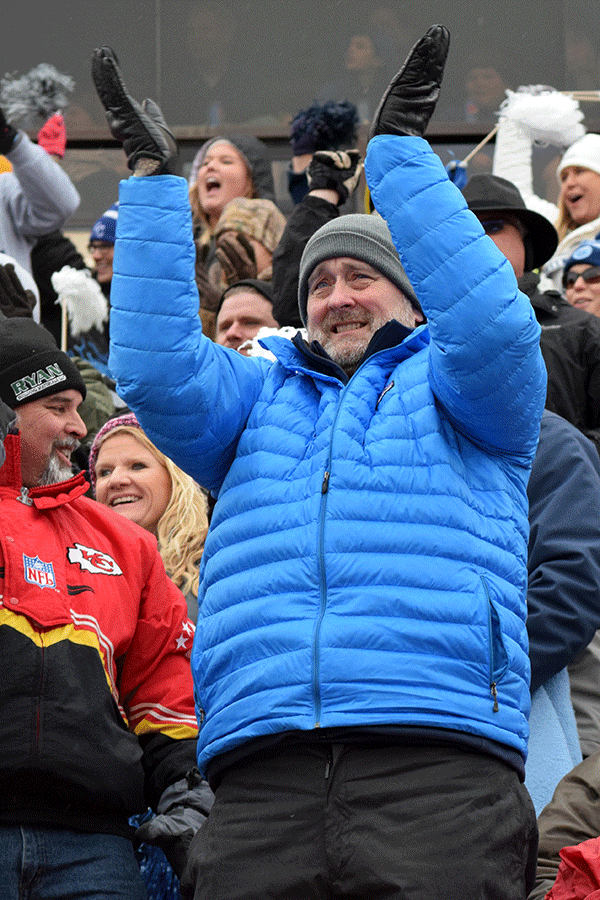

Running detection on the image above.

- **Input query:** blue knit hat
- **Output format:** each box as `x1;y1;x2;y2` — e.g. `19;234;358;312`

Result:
563;239;600;277
89;202;119;244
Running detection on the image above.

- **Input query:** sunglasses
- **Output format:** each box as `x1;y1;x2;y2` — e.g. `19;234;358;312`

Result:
563;265;600;289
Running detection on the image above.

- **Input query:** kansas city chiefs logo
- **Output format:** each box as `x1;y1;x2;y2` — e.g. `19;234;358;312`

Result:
67;543;123;576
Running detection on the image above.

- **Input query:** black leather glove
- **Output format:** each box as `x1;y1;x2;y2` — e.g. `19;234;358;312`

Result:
306;150;363;205
369;25;450;140
0;264;36;317
91;47;178;174
0;107;18;155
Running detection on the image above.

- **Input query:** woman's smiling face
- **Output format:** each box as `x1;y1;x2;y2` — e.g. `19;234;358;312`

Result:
94;432;172;535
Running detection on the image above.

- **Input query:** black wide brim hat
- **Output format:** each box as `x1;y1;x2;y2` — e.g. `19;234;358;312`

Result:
462;174;558;271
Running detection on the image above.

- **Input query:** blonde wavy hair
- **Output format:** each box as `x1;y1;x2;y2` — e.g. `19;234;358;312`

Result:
93;425;208;598
555;195;578;243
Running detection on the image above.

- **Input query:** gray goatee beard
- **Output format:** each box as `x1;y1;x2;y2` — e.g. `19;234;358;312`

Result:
39;440;80;486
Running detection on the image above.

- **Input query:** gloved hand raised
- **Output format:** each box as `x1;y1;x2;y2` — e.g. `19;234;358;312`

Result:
134;769;213;878
0;264;36;318
215;230;258;285
369;25;450;140
91;46;178;174
0;107;18;155
306;150;363;205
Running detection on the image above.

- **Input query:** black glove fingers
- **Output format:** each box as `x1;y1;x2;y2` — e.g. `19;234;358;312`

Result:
400;26;449;88
91;48;132;115
91;46;178;173
0;264;34;317
368;24;450;140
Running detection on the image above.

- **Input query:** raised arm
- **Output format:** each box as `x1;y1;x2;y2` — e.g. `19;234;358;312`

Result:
92;47;269;490
364;27;545;457
0;106;80;240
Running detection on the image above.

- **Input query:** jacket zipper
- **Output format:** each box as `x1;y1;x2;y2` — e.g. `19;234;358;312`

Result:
481;575;500;713
312;383;350;727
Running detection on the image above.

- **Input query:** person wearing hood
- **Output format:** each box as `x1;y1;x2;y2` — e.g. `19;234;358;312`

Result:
188;134;286;339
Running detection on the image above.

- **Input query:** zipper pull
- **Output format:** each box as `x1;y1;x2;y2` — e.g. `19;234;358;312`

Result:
321;471;330;494
17;487;33;506
491;682;499;713
375;379;395;410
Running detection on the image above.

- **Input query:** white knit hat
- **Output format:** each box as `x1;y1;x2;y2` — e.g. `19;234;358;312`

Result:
557;133;600;182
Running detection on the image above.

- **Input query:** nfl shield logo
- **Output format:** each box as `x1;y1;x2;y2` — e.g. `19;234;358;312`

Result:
23;554;56;589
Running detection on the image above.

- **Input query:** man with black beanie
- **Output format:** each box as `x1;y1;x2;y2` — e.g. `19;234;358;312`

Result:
0;316;212;899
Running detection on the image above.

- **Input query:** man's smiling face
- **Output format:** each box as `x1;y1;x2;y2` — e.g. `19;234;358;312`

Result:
306;257;422;375
15;390;86;487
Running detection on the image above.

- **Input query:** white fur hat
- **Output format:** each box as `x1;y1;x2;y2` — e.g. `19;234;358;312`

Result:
557;133;600;182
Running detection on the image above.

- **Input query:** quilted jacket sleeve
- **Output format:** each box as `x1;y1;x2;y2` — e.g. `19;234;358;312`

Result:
365;135;546;460
109;175;270;491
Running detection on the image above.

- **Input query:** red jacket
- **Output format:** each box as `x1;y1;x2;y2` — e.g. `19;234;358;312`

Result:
0;433;198;836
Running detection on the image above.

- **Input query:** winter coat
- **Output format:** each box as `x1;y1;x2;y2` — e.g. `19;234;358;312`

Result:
521;272;600;453
527;411;600;694
0;434;198;836
109;134;546;778
0;132;80;272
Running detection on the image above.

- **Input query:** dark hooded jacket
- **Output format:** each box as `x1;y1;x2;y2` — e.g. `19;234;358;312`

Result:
520;272;600;454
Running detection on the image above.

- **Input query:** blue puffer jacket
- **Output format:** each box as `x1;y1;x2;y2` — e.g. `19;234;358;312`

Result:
110;136;546;776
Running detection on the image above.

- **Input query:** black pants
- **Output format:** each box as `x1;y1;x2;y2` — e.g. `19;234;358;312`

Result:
182;740;538;900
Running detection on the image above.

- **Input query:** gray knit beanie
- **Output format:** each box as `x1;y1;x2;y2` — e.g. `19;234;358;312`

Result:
298;214;420;326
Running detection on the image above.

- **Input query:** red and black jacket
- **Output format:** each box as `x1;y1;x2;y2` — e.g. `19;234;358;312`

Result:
0;433;198;836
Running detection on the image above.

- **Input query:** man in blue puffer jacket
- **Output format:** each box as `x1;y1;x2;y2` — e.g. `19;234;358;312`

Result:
92;27;546;900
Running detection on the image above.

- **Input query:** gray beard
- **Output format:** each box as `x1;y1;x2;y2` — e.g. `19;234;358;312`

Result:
325;343;367;377
39;450;76;486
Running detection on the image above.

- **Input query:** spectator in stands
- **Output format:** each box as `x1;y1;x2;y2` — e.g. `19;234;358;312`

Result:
214;279;278;354
0;105;79;274
0;318;211;899
562;238;600;319
188;134;286;338
462;173;600;454
89;412;209;623
490;89;600;292
93;30;546;898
